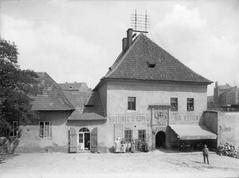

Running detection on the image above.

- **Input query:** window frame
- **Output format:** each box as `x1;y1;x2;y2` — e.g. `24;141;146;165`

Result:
170;97;178;111
187;98;194;111
138;130;146;142
128;97;136;111
9;121;19;137
124;129;133;142
39;121;51;138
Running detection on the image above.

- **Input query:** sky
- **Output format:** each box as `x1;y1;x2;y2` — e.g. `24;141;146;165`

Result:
0;0;239;95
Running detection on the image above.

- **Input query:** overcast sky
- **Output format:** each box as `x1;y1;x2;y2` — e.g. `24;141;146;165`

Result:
1;0;239;95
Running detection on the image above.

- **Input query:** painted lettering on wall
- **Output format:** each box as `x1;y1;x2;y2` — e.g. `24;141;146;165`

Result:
170;113;200;123
222;127;232;132
108;114;150;124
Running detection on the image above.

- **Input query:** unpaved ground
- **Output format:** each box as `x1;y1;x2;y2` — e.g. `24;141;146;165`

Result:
0;150;239;178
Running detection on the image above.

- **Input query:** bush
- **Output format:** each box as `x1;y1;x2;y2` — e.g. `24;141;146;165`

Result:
216;143;239;159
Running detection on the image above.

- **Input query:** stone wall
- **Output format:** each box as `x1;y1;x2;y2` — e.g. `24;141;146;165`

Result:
203;110;239;147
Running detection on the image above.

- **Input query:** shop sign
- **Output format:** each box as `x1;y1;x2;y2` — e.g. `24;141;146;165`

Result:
170;113;200;123
108;114;150;124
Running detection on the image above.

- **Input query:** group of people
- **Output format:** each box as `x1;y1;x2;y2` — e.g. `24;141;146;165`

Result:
113;138;148;153
114;138;135;153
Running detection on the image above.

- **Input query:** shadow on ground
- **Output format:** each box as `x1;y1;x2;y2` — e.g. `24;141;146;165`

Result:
0;153;20;164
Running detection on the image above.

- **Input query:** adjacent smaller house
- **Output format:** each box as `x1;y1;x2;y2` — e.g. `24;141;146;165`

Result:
16;72;74;152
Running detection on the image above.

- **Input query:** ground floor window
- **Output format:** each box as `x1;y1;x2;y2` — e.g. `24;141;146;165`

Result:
9;121;19;137
39;121;51;138
138;130;146;142
124;129;132;142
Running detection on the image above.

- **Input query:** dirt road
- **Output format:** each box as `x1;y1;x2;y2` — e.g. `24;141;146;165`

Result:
0;150;239;178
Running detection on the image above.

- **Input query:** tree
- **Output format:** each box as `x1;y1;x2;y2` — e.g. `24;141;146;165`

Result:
0;39;39;137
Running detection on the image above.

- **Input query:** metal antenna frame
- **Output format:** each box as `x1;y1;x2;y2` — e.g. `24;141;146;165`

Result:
131;9;150;34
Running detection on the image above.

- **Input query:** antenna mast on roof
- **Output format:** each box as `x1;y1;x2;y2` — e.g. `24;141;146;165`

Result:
131;9;150;34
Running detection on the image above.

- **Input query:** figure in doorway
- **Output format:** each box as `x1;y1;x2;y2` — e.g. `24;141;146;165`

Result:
202;144;209;164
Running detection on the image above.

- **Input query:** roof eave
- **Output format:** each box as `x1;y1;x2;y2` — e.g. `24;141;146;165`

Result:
95;77;212;86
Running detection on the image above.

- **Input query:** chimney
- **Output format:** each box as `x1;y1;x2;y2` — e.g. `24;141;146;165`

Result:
127;28;133;48
122;38;127;52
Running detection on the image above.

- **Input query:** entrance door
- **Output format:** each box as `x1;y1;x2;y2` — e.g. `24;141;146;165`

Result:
84;133;90;150
156;131;166;148
79;128;90;150
79;132;84;150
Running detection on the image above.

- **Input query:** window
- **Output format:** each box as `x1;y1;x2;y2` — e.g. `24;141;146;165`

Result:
39;121;51;138
124;130;132;142
128;97;136;110
170;98;178;111
187;98;194;111
147;61;156;68
9;121;18;137
138;130;146;142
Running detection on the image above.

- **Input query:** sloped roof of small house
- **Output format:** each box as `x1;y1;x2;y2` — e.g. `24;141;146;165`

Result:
104;34;212;84
59;82;91;112
31;72;74;111
59;83;105;121
67;91;106;121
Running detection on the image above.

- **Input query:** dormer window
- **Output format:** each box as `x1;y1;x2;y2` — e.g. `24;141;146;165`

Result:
147;61;156;68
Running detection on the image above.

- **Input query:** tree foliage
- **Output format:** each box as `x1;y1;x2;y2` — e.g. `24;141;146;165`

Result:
0;39;39;137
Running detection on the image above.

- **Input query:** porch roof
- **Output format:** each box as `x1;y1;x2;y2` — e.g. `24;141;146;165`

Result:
169;124;217;140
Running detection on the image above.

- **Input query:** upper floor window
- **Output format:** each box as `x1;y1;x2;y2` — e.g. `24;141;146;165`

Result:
170;98;178;111
187;98;194;111
39;121;52;138
128;97;136;111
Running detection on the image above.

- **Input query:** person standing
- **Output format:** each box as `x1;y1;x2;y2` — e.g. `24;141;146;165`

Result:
202;144;209;164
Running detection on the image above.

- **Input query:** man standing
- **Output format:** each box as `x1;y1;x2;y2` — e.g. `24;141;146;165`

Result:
202;144;209;164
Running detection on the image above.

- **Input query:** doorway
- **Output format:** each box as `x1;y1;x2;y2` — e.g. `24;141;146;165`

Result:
155;131;166;148
79;128;90;150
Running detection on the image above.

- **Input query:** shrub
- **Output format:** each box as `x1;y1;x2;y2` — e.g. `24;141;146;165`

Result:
216;143;239;159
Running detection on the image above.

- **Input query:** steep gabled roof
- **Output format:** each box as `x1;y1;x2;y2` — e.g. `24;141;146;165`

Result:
31;72;74;111
67;91;106;121
59;82;91;112
105;34;212;84
58;83;105;121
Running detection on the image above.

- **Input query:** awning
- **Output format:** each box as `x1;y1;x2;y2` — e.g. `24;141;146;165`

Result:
169;124;217;140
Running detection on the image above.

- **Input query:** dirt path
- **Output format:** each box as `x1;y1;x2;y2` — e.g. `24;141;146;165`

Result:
0;151;239;178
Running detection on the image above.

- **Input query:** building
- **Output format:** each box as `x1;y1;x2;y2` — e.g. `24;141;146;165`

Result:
16;29;216;153
210;82;239;111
